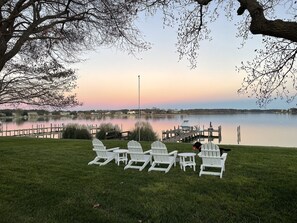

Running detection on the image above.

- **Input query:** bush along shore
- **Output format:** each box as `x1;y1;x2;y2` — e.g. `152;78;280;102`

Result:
0;137;297;223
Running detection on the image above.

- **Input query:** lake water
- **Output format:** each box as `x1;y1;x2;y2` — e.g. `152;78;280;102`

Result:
1;113;296;148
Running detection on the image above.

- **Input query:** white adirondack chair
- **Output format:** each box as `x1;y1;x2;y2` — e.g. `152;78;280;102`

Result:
198;142;227;178
88;138;119;166
124;140;152;171
148;141;178;173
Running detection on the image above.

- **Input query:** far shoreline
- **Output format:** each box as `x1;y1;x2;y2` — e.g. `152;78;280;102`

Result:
0;107;296;120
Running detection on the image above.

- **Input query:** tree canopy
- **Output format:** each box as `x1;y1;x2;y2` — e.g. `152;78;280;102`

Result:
0;0;148;108
161;0;297;107
0;0;296;108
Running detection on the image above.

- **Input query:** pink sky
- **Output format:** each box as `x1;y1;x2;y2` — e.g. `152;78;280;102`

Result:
72;12;295;110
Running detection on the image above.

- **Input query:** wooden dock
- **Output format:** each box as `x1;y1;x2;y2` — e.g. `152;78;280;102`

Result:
0;124;132;140
162;126;222;143
0;124;100;138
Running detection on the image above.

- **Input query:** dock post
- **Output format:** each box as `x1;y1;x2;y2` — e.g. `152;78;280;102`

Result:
237;126;241;144
218;125;222;143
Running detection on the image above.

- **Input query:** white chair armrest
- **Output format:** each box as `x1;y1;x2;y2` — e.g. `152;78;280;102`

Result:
221;153;227;159
197;152;202;157
169;150;178;156
128;151;147;155
106;147;119;151
143;150;152;154
221;153;227;162
151;153;171;157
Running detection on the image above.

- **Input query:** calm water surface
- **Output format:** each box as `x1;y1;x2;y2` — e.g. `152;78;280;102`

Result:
2;113;297;148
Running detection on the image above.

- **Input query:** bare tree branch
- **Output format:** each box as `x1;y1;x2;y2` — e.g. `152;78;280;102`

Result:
1;0;297;108
0;0;150;108
237;0;297;42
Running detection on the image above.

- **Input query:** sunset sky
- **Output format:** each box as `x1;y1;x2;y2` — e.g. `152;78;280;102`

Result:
73;10;295;111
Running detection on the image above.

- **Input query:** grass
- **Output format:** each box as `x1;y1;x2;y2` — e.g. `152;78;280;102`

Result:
0;137;297;223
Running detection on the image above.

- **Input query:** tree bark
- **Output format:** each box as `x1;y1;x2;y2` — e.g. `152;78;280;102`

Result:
237;0;297;42
197;0;297;42
196;0;213;5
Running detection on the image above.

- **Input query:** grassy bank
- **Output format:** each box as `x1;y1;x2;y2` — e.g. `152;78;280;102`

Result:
0;137;297;223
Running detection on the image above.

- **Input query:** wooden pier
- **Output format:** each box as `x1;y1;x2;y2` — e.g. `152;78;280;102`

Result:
162;126;222;143
0;124;100;139
0;124;131;140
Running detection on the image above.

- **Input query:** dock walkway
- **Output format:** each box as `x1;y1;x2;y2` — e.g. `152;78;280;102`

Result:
0;124;132;140
162;126;222;143
0;124;101;139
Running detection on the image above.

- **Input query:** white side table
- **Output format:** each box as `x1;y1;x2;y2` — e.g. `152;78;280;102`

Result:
114;149;128;166
178;152;196;171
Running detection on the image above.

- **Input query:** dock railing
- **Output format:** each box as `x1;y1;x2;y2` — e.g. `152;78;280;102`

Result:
162;126;221;143
0;124;100;139
0;124;132;140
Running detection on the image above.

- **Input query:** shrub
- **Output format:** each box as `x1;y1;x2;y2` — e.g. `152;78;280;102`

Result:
62;124;92;139
96;123;121;140
129;121;158;141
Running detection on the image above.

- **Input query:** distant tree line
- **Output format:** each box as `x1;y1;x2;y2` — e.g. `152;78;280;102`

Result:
180;109;294;114
0;108;297;118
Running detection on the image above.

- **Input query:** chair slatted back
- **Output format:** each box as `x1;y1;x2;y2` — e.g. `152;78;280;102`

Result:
151;141;170;163
200;142;221;166
127;140;145;160
92;138;108;158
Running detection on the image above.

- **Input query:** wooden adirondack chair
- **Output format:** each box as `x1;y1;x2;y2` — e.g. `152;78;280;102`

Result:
124;140;152;171
148;141;178;173
198;142;227;178
88;139;119;166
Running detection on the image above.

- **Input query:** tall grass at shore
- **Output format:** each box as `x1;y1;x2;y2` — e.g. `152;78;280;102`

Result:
0;137;297;223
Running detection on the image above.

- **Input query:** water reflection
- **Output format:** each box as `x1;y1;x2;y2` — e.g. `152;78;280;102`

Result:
0;114;296;147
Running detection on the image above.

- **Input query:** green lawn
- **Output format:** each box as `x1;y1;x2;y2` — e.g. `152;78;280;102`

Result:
0;137;297;223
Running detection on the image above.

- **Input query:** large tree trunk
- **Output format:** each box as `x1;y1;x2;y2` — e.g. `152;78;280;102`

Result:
238;0;297;42
198;0;297;42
